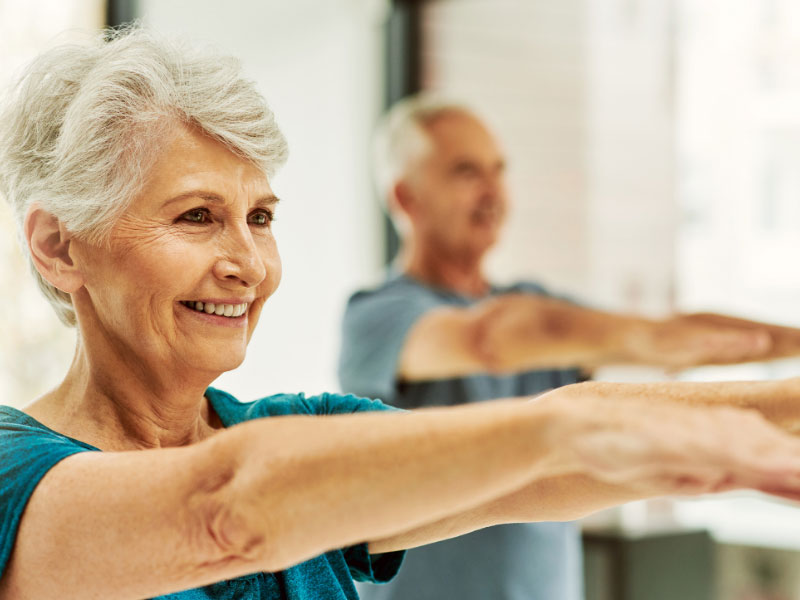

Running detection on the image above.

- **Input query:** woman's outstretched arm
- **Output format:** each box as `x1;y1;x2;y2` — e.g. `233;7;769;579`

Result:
368;378;800;553
0;400;558;599
4;382;800;599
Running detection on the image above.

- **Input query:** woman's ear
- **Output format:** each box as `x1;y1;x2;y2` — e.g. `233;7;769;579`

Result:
24;206;85;293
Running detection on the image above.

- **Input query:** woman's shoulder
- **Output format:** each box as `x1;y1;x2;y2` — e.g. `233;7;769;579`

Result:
0;405;98;477
0;406;99;579
0;405;97;449
206;388;399;426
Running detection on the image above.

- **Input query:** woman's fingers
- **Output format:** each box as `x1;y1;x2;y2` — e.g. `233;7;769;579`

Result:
564;400;800;500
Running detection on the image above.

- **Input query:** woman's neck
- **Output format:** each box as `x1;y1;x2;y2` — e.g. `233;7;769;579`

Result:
26;339;222;451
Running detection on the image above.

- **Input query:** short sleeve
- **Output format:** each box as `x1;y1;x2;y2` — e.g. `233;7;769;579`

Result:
505;280;584;307
342;543;405;584
299;396;407;583
338;281;442;403
0;416;96;579
314;392;403;415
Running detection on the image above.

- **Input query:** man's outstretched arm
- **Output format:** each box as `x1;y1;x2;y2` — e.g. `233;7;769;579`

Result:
397;293;798;380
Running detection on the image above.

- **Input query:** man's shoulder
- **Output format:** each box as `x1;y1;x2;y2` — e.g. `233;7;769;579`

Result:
497;280;582;305
346;274;443;309
496;280;550;296
349;274;427;298
346;276;560;312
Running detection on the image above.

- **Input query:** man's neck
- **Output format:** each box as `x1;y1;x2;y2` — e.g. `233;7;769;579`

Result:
401;243;489;298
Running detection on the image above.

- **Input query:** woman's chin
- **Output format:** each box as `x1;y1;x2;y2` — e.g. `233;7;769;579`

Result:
183;349;247;376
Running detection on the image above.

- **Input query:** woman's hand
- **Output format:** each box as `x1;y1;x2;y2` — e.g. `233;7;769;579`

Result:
539;386;800;501
763;376;800;436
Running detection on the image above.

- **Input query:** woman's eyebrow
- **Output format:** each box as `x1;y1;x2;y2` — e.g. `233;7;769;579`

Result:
162;191;280;207
253;194;281;208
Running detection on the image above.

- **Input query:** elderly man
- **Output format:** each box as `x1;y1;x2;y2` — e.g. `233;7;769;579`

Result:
338;95;800;600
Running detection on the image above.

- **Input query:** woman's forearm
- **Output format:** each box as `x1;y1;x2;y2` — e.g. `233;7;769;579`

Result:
367;474;642;554
567;378;800;432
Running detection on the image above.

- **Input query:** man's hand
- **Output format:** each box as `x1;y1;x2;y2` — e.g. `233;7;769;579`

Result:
679;312;800;363
623;313;773;369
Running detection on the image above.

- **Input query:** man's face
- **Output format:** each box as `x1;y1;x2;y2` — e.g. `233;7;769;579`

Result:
404;111;508;261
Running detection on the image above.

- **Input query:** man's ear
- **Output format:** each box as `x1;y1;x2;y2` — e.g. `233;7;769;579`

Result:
24;206;85;293
393;181;417;218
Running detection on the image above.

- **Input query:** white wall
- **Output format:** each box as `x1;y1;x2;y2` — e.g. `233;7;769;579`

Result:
421;0;677;318
0;0;104;408
585;0;677;317
422;0;591;297
139;0;388;399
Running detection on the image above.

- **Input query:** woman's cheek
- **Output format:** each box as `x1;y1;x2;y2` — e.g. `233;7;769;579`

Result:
263;240;282;294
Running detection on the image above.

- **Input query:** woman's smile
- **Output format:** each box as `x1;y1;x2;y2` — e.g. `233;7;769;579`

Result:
178;299;252;328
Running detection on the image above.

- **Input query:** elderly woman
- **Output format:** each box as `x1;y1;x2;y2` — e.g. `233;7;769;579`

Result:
2;28;800;600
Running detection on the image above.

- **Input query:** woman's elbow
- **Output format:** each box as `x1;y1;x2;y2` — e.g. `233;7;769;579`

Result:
180;447;281;573
194;480;302;574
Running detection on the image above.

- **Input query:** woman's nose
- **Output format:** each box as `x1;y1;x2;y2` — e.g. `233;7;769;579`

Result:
212;222;268;287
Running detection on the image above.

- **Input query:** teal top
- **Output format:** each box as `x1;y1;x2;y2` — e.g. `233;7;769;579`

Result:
0;388;405;599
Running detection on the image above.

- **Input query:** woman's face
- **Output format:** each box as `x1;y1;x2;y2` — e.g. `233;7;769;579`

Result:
70;124;281;377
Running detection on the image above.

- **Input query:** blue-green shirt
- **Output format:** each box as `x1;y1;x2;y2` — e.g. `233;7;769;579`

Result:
0;388;405;599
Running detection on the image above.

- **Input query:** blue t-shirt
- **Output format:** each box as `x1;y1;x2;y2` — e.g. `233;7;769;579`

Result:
0;388;405;599
339;274;585;600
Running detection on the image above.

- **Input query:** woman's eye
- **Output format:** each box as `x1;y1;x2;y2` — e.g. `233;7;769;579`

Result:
180;208;210;224
249;209;274;226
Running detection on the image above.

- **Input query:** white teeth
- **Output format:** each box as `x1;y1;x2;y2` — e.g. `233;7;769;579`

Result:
184;301;248;318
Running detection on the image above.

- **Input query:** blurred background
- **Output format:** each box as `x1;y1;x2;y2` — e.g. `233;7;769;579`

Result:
2;0;800;598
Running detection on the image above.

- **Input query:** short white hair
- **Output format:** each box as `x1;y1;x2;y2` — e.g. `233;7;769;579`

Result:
372;94;476;210
0;26;288;327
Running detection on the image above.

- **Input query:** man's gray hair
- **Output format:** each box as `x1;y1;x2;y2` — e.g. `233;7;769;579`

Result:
0;26;288;327
373;93;476;208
